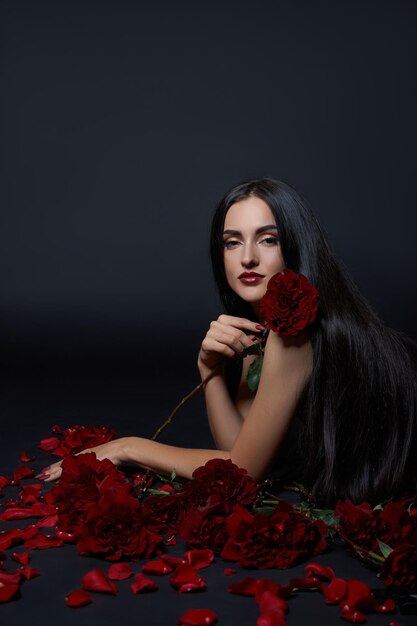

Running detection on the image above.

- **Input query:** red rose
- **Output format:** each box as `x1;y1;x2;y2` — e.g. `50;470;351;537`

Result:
51;453;129;533
142;492;188;535
334;500;379;554
183;459;257;511
377;498;417;547
179;496;229;554
259;269;319;336
380;544;417;593
221;503;326;569
75;488;161;561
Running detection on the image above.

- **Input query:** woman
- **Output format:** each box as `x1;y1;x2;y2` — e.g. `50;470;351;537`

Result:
40;178;417;505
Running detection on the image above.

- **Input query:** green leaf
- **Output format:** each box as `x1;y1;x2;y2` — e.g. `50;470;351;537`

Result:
378;539;394;559
253;506;276;517
242;342;263;357
246;355;263;392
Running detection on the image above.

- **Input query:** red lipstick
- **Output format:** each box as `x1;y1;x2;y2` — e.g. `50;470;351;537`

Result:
238;272;265;285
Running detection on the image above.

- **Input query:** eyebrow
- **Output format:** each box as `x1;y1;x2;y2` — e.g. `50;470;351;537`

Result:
223;224;279;236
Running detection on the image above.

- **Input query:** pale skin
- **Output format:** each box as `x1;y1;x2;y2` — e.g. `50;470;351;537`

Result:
40;197;313;482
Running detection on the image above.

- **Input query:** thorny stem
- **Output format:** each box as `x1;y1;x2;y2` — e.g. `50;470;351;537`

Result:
136;364;222;499
150;366;221;441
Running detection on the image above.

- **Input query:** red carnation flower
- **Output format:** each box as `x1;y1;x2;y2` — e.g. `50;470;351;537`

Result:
75;488;161;561
380;544;417;593
259;269;319;336
183;459;257;511
221;502;326;569
51;453;130;534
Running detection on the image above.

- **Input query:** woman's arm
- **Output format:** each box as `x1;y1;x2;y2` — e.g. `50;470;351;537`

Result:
41;330;312;482
197;314;263;450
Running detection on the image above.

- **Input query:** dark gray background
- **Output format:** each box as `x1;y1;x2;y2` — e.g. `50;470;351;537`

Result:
1;0;416;381
1;3;417;625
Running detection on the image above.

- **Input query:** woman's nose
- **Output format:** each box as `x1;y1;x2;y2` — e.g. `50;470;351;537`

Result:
241;242;259;268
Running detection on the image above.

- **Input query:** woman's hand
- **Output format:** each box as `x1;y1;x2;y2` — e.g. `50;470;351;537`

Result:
197;314;264;380
37;438;129;482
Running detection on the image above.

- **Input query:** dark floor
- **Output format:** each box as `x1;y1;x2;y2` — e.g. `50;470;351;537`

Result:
1;369;416;625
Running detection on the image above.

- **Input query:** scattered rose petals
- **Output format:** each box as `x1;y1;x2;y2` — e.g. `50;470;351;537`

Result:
108;563;133;581
224;568;237;576
169;565;206;592
130;573;158;594
0;583;20;603
142;559;174;575
66;590;92;607
177;608;218;625
82;569;117;594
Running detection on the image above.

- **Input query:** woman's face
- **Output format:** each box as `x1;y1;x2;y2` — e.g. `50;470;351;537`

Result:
222;196;285;309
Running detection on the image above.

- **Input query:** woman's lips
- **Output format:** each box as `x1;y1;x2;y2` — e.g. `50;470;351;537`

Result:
238;272;265;285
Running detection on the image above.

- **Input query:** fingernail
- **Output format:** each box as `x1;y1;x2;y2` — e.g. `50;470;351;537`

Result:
35;473;45;479
256;324;265;331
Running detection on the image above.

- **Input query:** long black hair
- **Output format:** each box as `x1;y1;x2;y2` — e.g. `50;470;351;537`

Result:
210;178;417;505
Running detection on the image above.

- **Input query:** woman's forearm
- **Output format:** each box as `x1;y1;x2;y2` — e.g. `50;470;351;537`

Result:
200;371;243;450
120;436;230;479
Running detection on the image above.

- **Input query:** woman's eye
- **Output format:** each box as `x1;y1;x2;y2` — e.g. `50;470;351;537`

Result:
259;236;279;246
223;239;240;249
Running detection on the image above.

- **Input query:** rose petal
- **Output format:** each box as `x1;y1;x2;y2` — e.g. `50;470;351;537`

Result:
0;507;35;520
55;529;75;543
177;608;218;625
343;579;373;611
19;566;40;580
322;578;348;604
24;532;64;550
0;571;22;585
11;551;30;566
19;451;35;463
184;549;214;570
254;580;283;604
257;591;287;626
228;576;258;596
66;590;92;607
305;562;336;581
36;514;59;528
142;559;174;575
38;436;61;451
0;584;20;603
224;568;237;576
130;573;158;593
372;597;396;613
289;576;321;590
169;564;206;592
108;563;133;581
340;608;366;623
13;466;35;483
0;529;25;551
82;569;117;594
